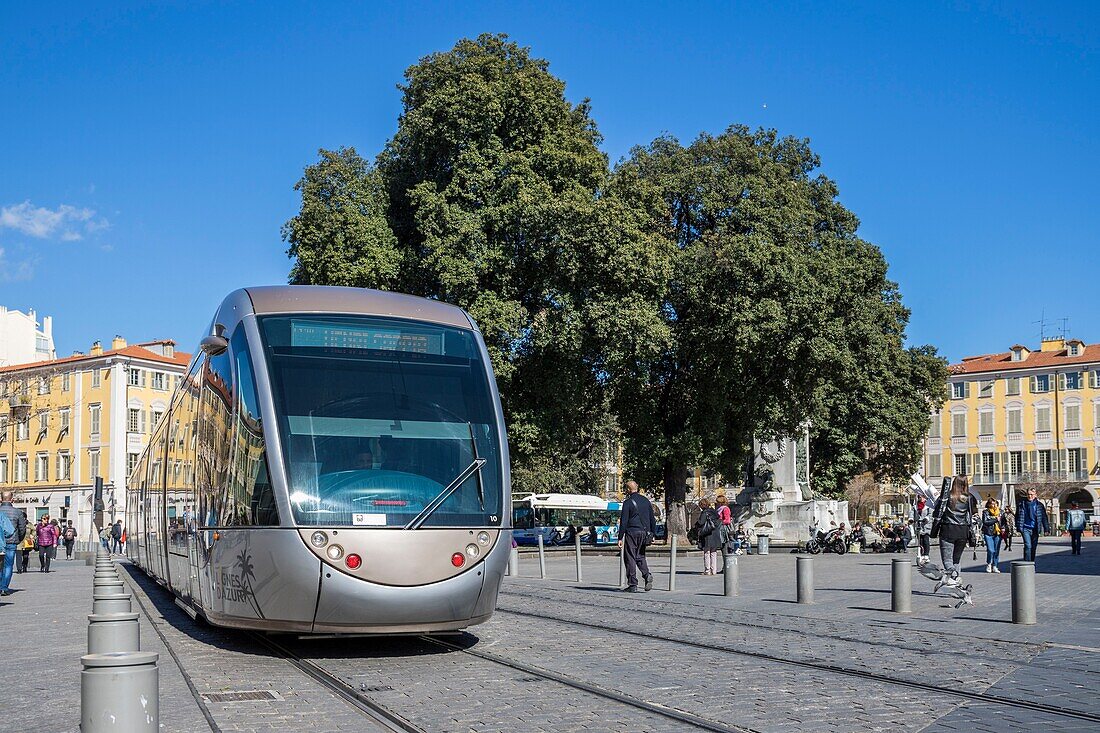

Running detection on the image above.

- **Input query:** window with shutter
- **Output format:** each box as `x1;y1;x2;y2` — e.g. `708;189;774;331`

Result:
952;413;967;436
1005;377;1020;396
1036;406;1051;432
979;380;994;399
979;411;993;435
1066;404;1081;430
928;415;941;438
1007;409;1022;434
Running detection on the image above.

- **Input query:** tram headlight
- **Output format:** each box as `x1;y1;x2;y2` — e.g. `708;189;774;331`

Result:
465;543;480;558
326;544;344;560
477;531;491;546
310;531;329;548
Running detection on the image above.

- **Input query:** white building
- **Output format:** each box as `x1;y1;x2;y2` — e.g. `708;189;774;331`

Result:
0;305;56;366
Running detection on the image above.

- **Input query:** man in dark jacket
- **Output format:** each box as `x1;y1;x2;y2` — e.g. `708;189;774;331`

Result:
617;481;655;592
1016;488;1050;562
1;491;29;596
111;520;123;554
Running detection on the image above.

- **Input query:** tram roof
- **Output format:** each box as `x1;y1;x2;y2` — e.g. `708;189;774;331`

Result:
241;286;474;330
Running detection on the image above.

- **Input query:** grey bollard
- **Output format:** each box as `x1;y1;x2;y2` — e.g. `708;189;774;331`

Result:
796;556;814;604
508;546;519;577
619;542;626;588
891;558;912;613
537;534;546;579
1012;561;1037;625
574;533;583;583
723;554;739;597
94;580;125;596
81;651;159;733
93;592;132;615
668;535;678;591
88;612;140;654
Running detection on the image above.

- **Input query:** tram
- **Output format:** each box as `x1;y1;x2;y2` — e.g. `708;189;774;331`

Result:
126;286;511;634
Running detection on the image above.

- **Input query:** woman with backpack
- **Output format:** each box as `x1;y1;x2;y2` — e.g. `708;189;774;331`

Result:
932;476;978;590
692;498;723;575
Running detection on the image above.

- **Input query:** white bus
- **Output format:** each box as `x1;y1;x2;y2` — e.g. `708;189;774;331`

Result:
511;493;622;546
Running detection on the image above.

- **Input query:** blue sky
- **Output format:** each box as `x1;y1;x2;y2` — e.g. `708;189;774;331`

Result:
1;1;1096;363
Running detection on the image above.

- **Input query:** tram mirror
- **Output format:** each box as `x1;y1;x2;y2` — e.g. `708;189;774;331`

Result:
200;332;229;356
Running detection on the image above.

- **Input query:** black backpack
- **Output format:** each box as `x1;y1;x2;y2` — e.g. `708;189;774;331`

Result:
698;510;717;539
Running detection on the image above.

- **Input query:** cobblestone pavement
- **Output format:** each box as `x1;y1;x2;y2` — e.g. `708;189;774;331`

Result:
0;554;209;733
1;537;1096;732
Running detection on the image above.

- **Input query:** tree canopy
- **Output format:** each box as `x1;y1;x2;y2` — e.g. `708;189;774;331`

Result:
282;33;946;503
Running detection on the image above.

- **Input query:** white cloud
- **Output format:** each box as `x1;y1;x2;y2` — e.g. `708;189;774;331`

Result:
0;200;109;240
0;247;35;282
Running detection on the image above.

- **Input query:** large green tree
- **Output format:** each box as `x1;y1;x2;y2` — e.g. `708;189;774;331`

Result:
284;34;671;493
283;34;945;507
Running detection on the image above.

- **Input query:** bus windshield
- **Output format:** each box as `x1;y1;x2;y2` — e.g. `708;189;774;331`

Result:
259;315;503;527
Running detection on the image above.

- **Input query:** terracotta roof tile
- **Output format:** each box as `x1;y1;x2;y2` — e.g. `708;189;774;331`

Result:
0;342;191;374
949;343;1100;376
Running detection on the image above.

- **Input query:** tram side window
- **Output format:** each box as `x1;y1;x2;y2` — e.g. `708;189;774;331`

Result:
198;349;233;527
225;328;279;526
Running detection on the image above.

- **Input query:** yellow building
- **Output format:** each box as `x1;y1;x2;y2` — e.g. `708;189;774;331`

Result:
924;337;1100;519
0;336;190;540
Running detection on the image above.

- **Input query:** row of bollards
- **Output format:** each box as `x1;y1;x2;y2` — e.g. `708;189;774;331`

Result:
510;537;1037;624
82;545;159;731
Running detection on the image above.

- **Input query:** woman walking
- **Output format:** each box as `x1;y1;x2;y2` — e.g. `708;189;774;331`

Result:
36;516;57;573
981;498;1006;573
932;476;978;591
17;516;33;573
692;498;723;575
1002;508;1015;551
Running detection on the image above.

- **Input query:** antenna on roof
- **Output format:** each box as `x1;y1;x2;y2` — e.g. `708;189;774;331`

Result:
1033;312;1069;342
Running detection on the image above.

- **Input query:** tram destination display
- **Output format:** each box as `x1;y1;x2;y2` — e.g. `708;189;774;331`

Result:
291;319;444;355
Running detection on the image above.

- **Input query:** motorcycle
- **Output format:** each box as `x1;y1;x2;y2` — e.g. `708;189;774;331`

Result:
805;527;848;555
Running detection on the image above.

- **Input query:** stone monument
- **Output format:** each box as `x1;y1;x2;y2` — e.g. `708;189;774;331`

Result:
731;428;849;544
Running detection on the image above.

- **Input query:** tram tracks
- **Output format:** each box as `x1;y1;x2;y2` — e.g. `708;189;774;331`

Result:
250;632;427;733
493;597;1100;726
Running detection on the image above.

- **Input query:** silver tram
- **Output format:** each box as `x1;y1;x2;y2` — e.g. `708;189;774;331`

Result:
126;286;511;633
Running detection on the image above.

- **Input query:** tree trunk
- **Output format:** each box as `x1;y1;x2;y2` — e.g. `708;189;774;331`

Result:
663;463;689;537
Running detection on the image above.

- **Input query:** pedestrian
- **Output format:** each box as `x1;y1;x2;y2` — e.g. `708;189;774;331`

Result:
1015;488;1050;562
35;515;57;573
617;481;655;592
111;520;123;554
716;494;733;553
1002;508;1015;550
912;498;933;564
931;476;978;591
692;498;722;575
61;520;76;560
49;518;60;564
896;520;913;553
1066;501;1087;556
981;498;1006;573
100;525;111;550
1;491;27;596
18;517;33;573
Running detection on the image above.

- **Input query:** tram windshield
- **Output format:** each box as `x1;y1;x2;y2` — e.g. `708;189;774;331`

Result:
259;314;504;527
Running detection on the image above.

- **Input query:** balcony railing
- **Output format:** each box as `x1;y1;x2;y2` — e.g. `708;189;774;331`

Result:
927;437;941;448
1065;429;1081;440
951;436;967;447
1006;432;1024;443
1034;431;1052;443
978;434;995;445
972;469;1091;485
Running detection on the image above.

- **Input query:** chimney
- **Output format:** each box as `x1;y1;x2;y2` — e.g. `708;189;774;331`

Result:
90;340;103;357
1040;337;1066;353
111;335;127;350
